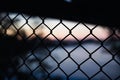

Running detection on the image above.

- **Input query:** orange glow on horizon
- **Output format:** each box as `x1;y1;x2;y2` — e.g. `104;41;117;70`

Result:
42;19;109;40
6;18;109;41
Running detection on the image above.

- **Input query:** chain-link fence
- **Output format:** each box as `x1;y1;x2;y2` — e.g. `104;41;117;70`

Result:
0;13;120;80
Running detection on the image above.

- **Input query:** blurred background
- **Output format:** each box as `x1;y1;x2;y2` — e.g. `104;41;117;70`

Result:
0;12;120;80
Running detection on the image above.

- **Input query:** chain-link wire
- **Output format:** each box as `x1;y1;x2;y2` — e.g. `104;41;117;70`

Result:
0;12;120;80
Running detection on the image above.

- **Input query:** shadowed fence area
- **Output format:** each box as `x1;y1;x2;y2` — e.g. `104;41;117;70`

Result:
0;12;120;80
0;0;120;27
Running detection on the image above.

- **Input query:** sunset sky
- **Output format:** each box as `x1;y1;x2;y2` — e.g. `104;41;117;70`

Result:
7;15;109;41
42;18;109;40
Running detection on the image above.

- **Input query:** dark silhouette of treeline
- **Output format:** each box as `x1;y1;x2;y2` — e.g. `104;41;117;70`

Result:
0;32;64;80
0;33;33;79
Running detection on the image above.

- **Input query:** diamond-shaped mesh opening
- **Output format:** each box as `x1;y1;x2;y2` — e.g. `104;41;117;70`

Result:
72;23;90;40
19;24;33;39
6;25;17;36
13;15;26;29
71;46;89;64
51;46;68;63
0;12;120;80
28;16;42;28
41;56;58;73
92;47;112;66
33;47;49;61
52;23;69;40
25;55;39;71
61;35;79;52
1;16;11;29
43;35;60;51
35;24;48;38
81;37;101;53
80;59;100;77
60;58;78;75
